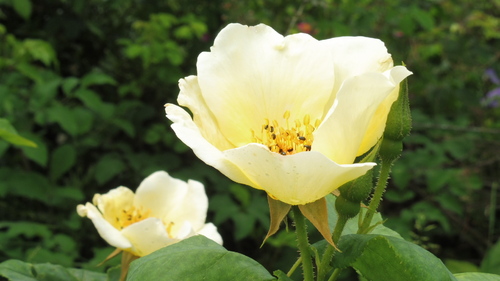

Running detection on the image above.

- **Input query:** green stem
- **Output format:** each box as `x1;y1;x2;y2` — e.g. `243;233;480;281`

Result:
292;206;314;281
317;215;349;281
327;268;341;281
358;160;392;234
287;257;302;277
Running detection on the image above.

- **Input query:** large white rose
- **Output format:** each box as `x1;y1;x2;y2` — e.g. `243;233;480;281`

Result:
165;23;412;205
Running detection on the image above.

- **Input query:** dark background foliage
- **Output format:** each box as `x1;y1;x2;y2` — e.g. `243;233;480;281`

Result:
0;0;499;278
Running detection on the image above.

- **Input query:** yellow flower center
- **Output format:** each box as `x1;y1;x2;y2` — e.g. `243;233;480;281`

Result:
115;206;151;229
252;111;320;155
114;205;175;238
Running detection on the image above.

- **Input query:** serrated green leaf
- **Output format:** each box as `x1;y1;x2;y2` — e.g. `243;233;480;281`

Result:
0;259;37;281
0;119;37;147
127;236;275;281
13;0;32;20
325;194;402;238
454;273;500;281
0;259;107;281
50;144;77;181
332;234;456;281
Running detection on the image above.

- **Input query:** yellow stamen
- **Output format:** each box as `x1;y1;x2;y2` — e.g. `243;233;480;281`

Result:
252;111;321;155
116;206;151;229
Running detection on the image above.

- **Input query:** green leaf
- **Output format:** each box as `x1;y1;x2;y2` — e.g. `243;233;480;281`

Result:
0;259;107;281
273;270;293;280
15;63;44;84
23;39;57;66
454;273;500;281
1;171;51;203
80;71;117;88
106;265;121;281
332;234;456;281
127;236;275;281
12;0;32;20
94;155;126;185
445;259;479;274
50;144;77;181
62;77;80;96
325;194;402;238
112;119;135;137
0;119;37;147
20;134;48;167
481;239;500;274
48;104;79;136
75;88;115;119
410;6;435;31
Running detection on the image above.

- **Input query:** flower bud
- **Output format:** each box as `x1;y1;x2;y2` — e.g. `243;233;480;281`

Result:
383;78;411;142
379;77;410;163
338;169;373;203
335;195;361;219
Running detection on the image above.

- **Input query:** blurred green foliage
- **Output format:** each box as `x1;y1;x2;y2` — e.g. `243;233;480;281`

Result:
0;0;499;279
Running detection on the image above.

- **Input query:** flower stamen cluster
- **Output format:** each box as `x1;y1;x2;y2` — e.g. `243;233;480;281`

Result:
115;206;151;230
252;110;320;155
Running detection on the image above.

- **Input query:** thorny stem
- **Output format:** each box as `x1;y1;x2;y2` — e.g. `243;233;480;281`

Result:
358;161;392;234
292;206;314;281
317;215;348;281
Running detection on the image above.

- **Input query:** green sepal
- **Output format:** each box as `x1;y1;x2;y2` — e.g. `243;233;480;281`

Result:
263;196;291;245
383;76;411;142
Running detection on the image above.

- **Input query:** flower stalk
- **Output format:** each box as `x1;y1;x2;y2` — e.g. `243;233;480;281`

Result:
358;160;392;234
292;206;314;281
317;214;349;281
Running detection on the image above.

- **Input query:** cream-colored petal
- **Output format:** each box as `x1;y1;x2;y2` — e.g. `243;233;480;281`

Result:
134;171;188;218
357;66;413;155
165;104;256;187
197;223;223;245
314;67;411;164
77;203;132;250
177;76;234;151
197;23;335;147
174;221;196;240
121;217;177;257
223;144;375;205
322;36;394;96
93;186;135;229
166;179;208;236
